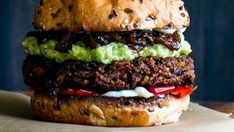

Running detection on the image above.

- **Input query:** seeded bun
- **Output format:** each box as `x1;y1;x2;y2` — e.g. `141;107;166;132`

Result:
31;92;190;127
34;0;190;32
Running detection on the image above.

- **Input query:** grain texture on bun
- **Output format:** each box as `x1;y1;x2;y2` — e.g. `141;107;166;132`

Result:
34;0;190;32
31;92;190;127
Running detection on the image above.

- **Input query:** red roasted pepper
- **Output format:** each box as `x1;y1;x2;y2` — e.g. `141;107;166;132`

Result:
149;86;193;98
59;89;100;96
170;86;193;98
149;86;176;95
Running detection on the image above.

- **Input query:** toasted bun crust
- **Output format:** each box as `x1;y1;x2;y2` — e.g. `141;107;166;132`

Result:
34;0;190;32
31;93;190;127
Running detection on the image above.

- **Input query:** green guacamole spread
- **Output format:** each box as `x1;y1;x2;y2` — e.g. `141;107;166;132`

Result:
22;32;192;64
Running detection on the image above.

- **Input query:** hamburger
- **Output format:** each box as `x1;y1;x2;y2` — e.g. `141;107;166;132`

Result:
22;0;196;126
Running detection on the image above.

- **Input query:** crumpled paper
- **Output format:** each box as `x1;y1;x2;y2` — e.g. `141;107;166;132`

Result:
0;90;234;132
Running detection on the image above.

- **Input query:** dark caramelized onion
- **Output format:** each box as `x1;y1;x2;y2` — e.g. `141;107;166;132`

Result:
27;30;181;52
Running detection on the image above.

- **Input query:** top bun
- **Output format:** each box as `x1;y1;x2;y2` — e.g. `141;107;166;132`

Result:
34;0;190;32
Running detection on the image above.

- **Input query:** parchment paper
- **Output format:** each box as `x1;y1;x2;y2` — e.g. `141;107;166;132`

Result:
0;90;234;132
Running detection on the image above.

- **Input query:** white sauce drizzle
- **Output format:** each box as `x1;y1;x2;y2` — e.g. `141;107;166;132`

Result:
159;27;187;34
102;86;154;98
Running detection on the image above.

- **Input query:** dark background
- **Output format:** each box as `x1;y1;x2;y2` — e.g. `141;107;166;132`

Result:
0;0;233;101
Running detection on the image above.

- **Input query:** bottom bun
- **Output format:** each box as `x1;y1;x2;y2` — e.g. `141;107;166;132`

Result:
31;92;190;127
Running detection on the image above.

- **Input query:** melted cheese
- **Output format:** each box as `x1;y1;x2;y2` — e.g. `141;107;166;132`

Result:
102;87;154;98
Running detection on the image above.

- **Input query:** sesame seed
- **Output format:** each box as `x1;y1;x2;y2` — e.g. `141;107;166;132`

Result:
124;8;134;13
139;0;143;4
179;6;184;10
181;13;185;17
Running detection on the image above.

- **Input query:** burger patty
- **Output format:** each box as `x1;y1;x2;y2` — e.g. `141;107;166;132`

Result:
23;55;195;92
26;30;181;52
